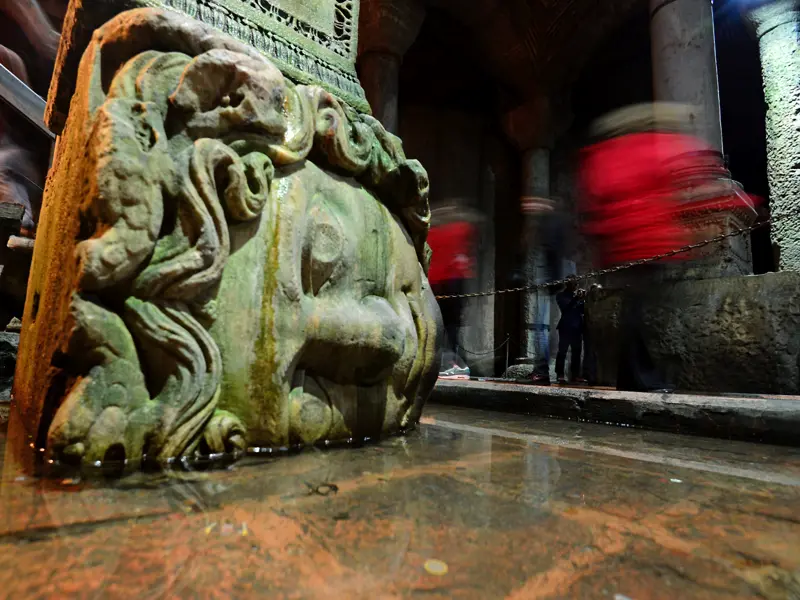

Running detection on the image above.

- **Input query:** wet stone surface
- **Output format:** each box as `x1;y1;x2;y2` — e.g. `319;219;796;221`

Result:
2;405;800;599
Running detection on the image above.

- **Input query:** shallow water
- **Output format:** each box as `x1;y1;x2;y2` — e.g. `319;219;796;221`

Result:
2;404;800;599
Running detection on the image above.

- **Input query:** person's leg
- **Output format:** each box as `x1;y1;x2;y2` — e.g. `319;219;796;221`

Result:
447;279;468;369
436;280;469;375
616;293;639;391
616;274;670;392
555;330;569;380
531;288;551;382
582;328;596;384
634;269;672;390
433;283;454;370
570;331;583;381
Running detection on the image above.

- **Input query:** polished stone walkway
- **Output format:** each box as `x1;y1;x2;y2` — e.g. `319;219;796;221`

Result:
432;380;800;446
2;405;800;599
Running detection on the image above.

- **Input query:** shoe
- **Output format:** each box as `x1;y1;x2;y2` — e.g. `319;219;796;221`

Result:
557;377;567;385
573;377;589;385
531;375;551;386
439;366;470;380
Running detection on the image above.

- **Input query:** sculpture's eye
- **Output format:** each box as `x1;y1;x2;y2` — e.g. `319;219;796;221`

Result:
302;202;344;296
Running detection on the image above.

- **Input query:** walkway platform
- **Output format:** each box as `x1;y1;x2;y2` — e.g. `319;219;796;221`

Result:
431;379;800;447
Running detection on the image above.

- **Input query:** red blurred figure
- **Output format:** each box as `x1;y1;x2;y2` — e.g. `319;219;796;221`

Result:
578;104;759;392
580;104;759;268
428;203;480;380
427;221;476;285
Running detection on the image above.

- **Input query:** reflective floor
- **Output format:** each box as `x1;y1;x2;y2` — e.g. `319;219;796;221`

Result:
2;404;800;599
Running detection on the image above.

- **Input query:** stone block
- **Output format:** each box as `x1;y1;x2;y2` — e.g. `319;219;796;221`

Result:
46;0;367;134
586;271;800;394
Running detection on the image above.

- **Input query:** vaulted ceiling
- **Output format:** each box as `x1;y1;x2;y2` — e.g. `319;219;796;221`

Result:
421;0;646;98
359;0;651;146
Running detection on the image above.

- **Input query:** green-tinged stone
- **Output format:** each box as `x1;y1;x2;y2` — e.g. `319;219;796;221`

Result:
46;0;368;134
12;8;438;471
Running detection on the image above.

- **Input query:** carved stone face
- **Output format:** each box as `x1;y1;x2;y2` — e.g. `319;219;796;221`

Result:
213;161;441;447
13;8;438;469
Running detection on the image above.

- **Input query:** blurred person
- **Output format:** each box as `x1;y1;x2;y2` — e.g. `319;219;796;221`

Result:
0;139;43;235
520;196;571;385
581;282;602;385
0;0;61;65
428;201;480;380
0;0;62;236
520;196;569;284
580;103;758;268
579;102;759;392
0;44;29;83
554;277;585;385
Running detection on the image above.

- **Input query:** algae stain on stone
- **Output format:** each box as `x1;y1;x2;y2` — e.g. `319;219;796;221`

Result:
249;198;287;445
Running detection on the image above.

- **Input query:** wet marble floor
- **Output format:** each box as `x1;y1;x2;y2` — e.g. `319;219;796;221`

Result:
1;405;800;599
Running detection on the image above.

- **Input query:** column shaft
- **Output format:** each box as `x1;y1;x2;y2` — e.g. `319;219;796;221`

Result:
521;149;552;366
747;1;800;270
359;51;400;134
650;0;724;151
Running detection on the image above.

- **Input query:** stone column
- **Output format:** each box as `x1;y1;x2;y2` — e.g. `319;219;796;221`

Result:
462;165;497;376
358;0;425;133
503;95;573;376
649;0;756;278
744;0;800;271
358;52;401;133
650;0;723;151
520;148;552;367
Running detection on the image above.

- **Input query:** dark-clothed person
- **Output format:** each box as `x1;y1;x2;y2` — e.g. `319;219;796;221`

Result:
555;280;585;383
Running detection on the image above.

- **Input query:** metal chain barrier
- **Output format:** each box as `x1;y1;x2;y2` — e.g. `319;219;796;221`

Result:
457;334;511;356
453;334;512;374
435;210;794;300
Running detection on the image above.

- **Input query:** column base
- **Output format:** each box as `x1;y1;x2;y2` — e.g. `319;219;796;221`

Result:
601;209;756;288
586;271;800;394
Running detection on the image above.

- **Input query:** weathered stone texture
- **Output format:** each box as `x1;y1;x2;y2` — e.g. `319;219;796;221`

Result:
12;8;438;471
46;0;367;134
744;0;800;271
432;380;800;445
587;272;800;394
650;0;723;151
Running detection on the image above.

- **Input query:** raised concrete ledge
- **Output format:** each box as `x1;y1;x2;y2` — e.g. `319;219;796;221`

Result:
430;380;800;446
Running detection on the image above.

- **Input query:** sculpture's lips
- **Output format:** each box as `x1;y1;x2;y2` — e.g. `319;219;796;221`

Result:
289;357;414;441
290;363;411;406
286;294;431;439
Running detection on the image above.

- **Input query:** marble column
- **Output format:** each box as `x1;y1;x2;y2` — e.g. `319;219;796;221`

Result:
521;148;552;368
461;164;497;376
650;0;723;151
744;0;800;271
358;0;425;133
649;0;755;278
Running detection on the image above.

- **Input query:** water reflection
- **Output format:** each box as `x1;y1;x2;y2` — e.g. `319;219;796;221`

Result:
2;408;800;598
523;444;562;507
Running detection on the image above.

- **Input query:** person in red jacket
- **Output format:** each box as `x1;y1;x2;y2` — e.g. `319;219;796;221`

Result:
579;103;759;391
428;203;480;380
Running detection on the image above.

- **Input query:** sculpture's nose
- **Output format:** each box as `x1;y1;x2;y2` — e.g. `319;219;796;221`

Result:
300;295;408;385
